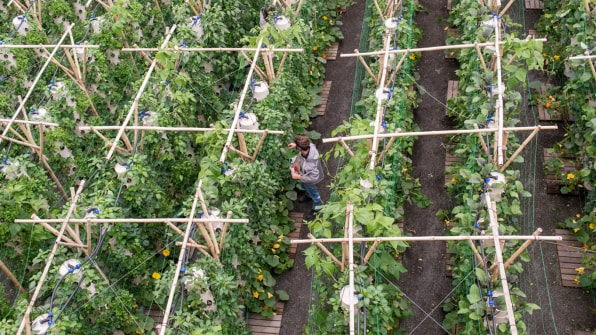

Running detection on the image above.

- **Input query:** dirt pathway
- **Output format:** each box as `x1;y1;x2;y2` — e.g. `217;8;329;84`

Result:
398;1;457;334
275;1;367;334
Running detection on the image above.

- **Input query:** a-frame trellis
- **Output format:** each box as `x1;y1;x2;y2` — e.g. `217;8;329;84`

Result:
14;178;249;335
291;199;562;335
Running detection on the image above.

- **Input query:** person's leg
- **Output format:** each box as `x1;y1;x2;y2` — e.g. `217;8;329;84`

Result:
302;183;322;210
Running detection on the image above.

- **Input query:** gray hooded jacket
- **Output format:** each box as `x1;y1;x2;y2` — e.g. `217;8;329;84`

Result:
299;143;324;185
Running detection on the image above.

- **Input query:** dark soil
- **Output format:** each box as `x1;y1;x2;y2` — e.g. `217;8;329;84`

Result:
277;1;596;334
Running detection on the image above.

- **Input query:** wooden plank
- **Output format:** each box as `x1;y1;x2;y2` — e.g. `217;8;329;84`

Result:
525;0;544;9
288;212;303;260
324;42;339;61
573;331;594;335
316;81;332;116
247;302;285;335
447;0;453;10
445;152;462;185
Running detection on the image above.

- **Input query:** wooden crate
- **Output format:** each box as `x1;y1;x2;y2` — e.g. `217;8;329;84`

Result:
445;29;460;59
573;330;595;335
316;81;332;116
324;42;339;61
536;86;574;121
247;302;285;335
555;229;586;288
525;0;544;9
288;212;304;260
147;308;165;333
543;148;579;195
446;80;459;115
447;0;454;10
444;152;462;185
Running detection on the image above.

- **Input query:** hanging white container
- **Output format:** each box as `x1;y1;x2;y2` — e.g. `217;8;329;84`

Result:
142;111;156;126
274;16;291;30
359;178;373;189
31;314;50;335
114;163;129;177
12;15;29;36
239;113;260;130
208;208;225;231
253;81;269;101
91;16;104;34
375;87;390;101
58;259;82;276
384;17;399;29
339;286;359;311
50;82;66;99
183;267;207;292
487;171;506;202
190;16;204;40
30;108;48;120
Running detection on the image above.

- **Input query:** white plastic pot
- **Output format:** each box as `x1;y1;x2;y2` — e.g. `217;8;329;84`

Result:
12;15;29;36
274;16;291;30
375;88;390;101
59;259;82;276
190;16;204;40
384;17;399;29
253;81;269;101
114;163;129;177
239;113;259;130
30;108;48;120
31;314;50;335
486;171;506;202
339;285;358;311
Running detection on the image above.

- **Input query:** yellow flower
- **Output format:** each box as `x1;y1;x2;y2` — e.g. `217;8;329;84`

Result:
450;177;457;184
542;53;547;57
253;291;259;298
162;249;170;257
573;227;580;233
583;243;589;249
273;243;280;249
258;268;262;274
576;214;581;218
409;54;416;60
445;219;450;227
258;274;264;281
387;325;393;331
152;272;161;280
574;277;580;284
329;20;334;25
554;55;560;60
322;15;328;21
136;330;142;334
589;223;594;230
267;292;273;299
278;234;284;242
313;46;318;51
567;172;575;180
576;267;585;275
550;19;555;24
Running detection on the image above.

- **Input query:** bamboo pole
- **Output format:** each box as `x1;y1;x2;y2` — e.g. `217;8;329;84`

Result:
494;17;505;167
0;259;26;293
165;221;210;252
587;58;596;84
160;180;203;335
220;38;263;164
290;234;561;244
196;185;220;258
342;214;348;272
219;211;232;252
240;50;267;80
372;0;386;21
106;25;177;160
473;124;489;156
486;195;517;335
308;233;342;267
498;0;516;17
9;0;27;12
375;135;397;165
363;240;381;264
17;182;85;335
293;0;305;18
475;44;488;72
467;239;485;269
355;50;378;82
499;127;539;172
15;218;249;224
0;44;99;49
89;128;128;153
1;25;74;145
79;125;284;134
370;32;392;170
86;219;92;255
322;125;557;143
277;49;290;76
121;46;303;52
0;135;40;150
569;54;596;60
340;39;546;58
0;119;58;127
584;0;592;16
251;131;269;161
389;0;403;17
489;228;542;272
228;145;254;161
347;203;355;335
339;138;355;157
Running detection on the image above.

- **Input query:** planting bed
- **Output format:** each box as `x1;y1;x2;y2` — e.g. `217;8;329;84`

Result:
1;0;595;334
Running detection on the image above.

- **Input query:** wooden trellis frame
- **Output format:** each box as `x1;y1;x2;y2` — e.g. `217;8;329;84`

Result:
291;200;561;335
341;19;546;169
14;178;249;335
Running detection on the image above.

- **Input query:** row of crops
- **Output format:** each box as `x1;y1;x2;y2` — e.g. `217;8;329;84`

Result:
535;0;596;289
0;0;351;333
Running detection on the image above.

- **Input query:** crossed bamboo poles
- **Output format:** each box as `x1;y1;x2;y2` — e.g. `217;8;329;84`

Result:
13;178;248;335
292;198;561;335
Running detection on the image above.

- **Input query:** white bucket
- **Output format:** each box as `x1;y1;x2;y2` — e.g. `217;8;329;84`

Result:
275;16;291;30
253;81;270;101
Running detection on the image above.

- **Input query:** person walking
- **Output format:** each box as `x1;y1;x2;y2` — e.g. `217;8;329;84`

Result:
288;135;324;220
